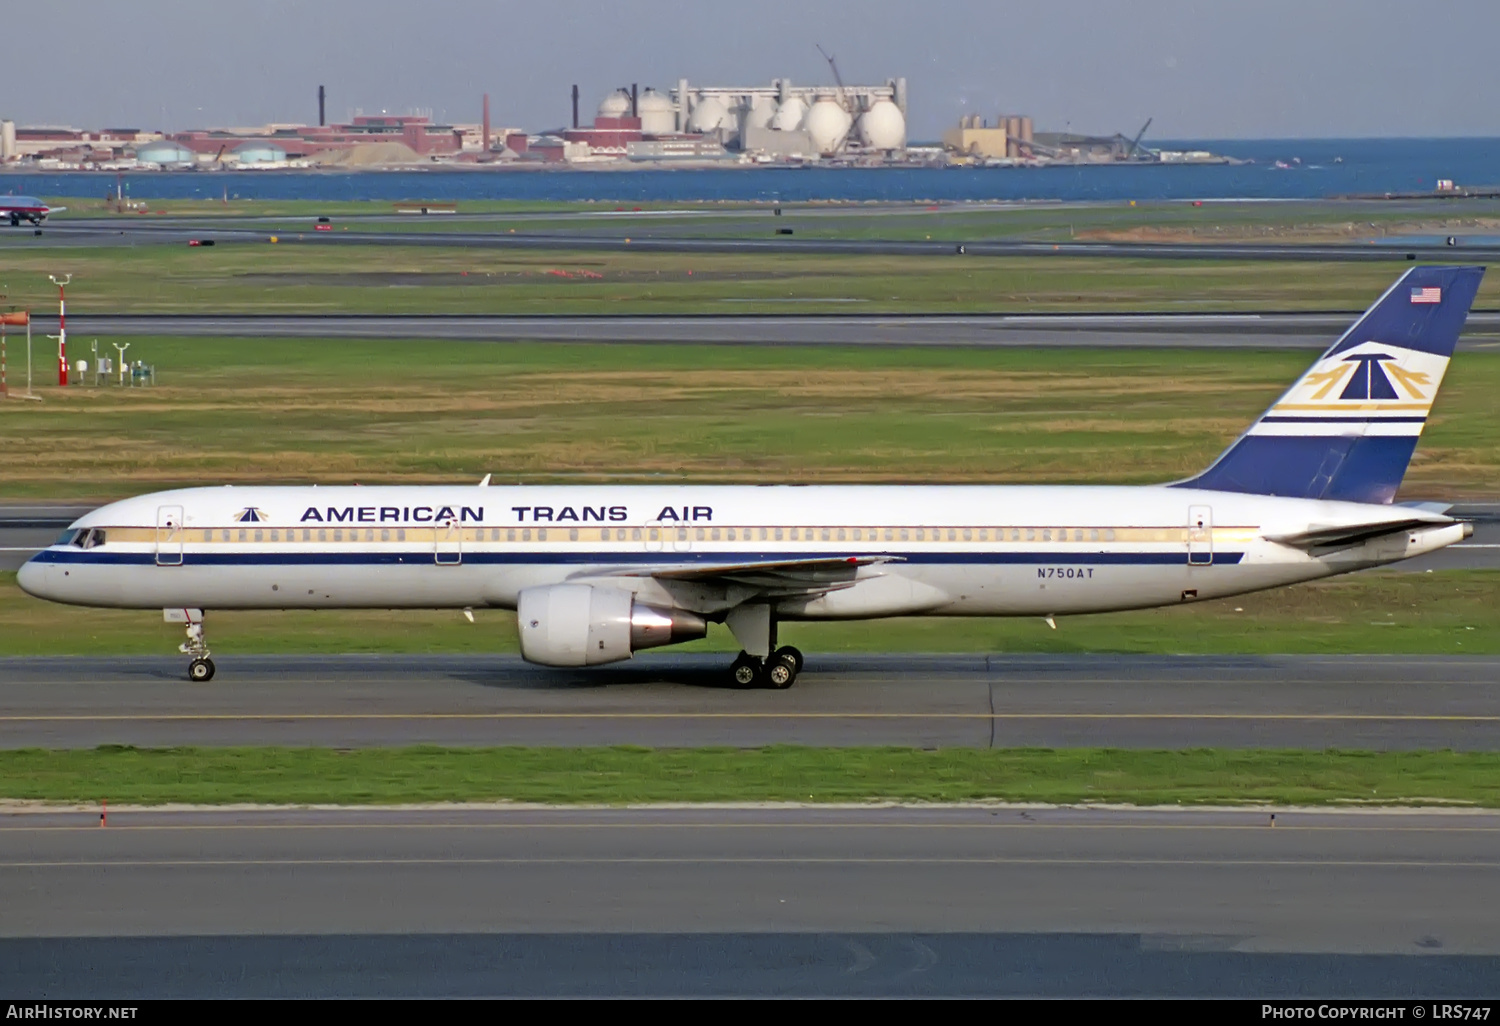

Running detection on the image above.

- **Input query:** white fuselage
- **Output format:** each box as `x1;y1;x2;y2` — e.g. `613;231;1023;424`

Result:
18;483;1466;621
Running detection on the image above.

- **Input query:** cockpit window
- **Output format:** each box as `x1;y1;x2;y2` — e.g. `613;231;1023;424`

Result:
84;530;106;549
56;529;80;547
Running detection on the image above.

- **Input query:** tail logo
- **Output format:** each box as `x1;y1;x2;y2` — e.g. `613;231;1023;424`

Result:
1296;343;1435;405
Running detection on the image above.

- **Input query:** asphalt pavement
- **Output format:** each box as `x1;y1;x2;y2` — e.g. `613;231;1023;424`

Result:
3;805;1497;997
2;653;1497;749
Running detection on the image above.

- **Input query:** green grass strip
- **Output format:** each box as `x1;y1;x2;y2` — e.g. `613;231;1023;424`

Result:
4;746;1497;807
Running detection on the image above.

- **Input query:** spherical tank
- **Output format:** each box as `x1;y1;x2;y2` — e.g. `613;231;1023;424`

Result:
769;95;808;131
741;95;777;132
686;95;731;133
804;97;853;155
597;90;631;119
856;99;905;150
637;88;676;135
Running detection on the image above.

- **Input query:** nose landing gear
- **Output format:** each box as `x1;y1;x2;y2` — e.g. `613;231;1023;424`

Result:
178;619;215;682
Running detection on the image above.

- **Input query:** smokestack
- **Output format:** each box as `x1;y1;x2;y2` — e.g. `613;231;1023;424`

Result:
571;84;579;129
631;83;638;118
482;93;491;151
318;85;326;127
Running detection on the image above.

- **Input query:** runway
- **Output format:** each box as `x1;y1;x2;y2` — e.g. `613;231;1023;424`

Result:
7;504;1497;571
2;653;1498;750
15;220;1500;263
3;806;1497;996
18;309;1500;349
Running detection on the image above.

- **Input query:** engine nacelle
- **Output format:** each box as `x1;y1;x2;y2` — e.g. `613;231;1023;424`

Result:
517;584;708;667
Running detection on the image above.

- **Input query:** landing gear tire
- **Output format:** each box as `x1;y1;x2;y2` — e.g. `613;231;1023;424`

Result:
730;653;762;689
773;646;804;676
764;653;798;690
188;658;215;683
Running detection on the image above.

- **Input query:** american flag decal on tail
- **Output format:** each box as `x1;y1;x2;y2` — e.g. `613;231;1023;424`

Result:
1411;286;1442;304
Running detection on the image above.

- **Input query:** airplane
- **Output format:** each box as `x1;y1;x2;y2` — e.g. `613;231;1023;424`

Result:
17;266;1484;686
0;196;65;226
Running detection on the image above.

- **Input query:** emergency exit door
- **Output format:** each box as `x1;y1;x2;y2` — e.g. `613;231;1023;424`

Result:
155;505;184;566
1188;505;1213;566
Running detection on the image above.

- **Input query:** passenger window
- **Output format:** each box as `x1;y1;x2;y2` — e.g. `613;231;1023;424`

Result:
254;530;263;542
1026;529;1036;541
775;528;784;540
236;529;245;542
538;529;548;541
760;528;769;541
1090;529;1100;542
222;530;230;542
1011;529;1020;542
333;530;343;542
318;529;327;542
852;529;861;541
915;529;925;541
648;528;658;541
600;528;610;541
1105;529;1116;542
884;529;893;541
837;529;846;541
677;528;687;541
270;530;279;542
632;528;642;541
523;529;532;541
695;528;705;541
899;529;909;541
1074;529;1084;541
711;528;721;541
491;529;499;541
1042;530;1051;541
380;529;390;541
202;530;212;542
569;528;579;541
507;529;516;541
963;528;972;541
302;529;311;542
397;529;406;542
726;528;736;541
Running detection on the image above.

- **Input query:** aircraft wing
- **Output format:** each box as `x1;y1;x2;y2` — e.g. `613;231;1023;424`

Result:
603;554;902;596
1264;517;1450;549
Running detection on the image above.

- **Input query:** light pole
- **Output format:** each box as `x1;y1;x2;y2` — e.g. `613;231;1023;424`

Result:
49;274;71;386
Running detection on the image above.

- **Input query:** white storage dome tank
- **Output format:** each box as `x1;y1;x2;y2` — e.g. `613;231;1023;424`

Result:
686;95;731;133
741;95;777;132
597;90;631;119
637;88;676;134
804;96;853;155
857;99;906;150
770;95;808;131
135;140;196;165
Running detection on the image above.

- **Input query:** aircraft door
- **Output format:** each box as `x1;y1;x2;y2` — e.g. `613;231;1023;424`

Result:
155;505;184;566
1188;505;1213;566
435;518;463;565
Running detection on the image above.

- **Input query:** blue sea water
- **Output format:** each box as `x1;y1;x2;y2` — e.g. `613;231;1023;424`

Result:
1;137;1496;205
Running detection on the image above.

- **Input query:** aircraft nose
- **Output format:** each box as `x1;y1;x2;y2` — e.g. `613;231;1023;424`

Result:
16;558;53;599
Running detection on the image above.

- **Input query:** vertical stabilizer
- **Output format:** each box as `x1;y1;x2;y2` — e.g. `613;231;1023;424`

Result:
1174;266;1484;504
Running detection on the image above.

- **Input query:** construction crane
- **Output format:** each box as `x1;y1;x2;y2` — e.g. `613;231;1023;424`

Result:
1124;117;1153;160
814;43;856;154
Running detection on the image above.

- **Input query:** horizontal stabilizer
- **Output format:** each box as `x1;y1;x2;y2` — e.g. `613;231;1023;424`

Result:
1265;517;1452;549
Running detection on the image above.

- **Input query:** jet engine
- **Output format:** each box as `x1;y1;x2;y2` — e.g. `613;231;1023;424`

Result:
517;584;708;667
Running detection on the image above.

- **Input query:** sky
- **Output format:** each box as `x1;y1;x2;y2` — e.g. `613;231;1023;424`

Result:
5;0;1498;140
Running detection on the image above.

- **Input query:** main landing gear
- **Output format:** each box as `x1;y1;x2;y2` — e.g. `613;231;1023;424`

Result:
179;618;215;682
730;646;803;690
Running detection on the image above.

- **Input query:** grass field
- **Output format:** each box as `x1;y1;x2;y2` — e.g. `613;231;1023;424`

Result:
3;569;1495;657
4;745;1497;806
3;242;1498;315
3;339;1497;500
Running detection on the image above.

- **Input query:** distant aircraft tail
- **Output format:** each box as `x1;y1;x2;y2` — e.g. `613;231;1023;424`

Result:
1173;265;1485;504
